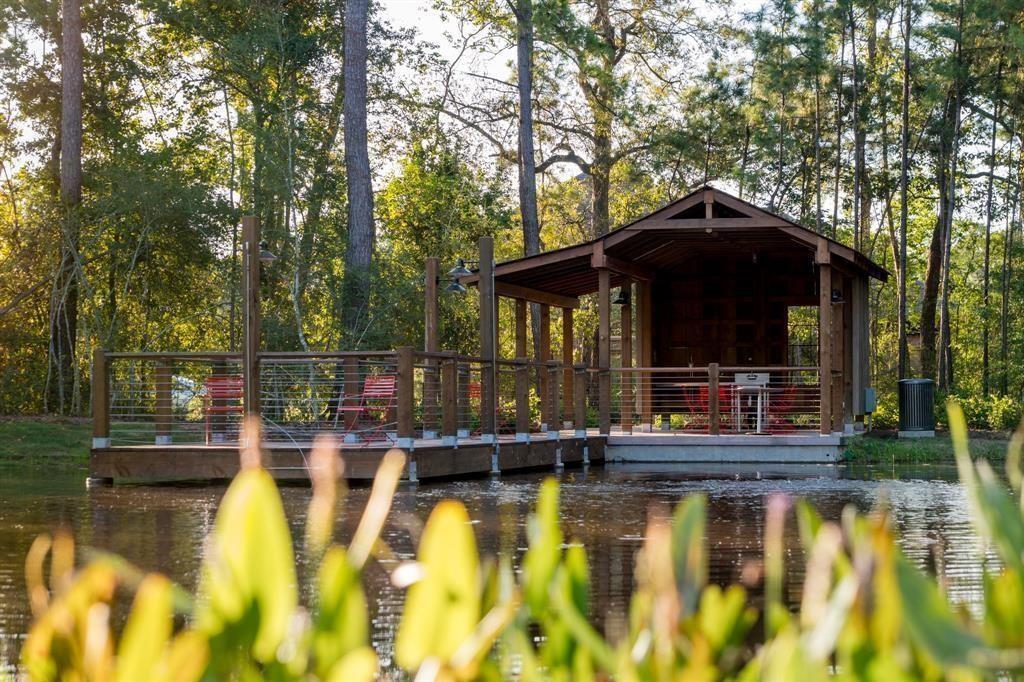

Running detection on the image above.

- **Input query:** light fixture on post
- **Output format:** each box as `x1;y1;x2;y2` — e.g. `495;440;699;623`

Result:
612;287;631;305
259;241;277;265
446;257;475;294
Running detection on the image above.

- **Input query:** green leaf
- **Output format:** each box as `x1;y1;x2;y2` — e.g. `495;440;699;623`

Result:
396;500;480;671
116;574;173;682
312;547;369;678
523;478;563;614
195;467;298;663
671;494;707;615
894;554;984;668
325;646;377;682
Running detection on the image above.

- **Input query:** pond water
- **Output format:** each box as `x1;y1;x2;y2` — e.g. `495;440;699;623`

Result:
0;460;985;674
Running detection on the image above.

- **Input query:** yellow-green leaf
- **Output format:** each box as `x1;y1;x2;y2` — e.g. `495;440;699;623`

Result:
396;500;480;670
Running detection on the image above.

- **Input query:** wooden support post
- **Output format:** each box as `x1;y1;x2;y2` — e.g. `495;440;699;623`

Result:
91;348;110;448
342;357;359;433
155;360;172;445
396;346;414;447
478;237;497;441
620;281;633;433
708;362;720;435
574;365;587;438
441;353;457;446
242;215;261;419
832;276;846;433
818;254;833;435
423;257;440;438
457;362;470;438
598;268;611;435
515;298;528;358
547;361;560;436
637;280;653;431
562;307;574;427
515;358;530;440
538;303;551;429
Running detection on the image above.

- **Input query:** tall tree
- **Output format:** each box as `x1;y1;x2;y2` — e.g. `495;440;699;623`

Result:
341;0;376;344
513;0;541;258
897;0;910;380
49;0;84;413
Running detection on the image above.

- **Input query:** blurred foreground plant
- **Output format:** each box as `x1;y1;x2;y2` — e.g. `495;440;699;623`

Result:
20;404;1024;680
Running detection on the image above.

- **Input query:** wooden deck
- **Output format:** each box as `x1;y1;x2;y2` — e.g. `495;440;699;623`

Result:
89;431;608;484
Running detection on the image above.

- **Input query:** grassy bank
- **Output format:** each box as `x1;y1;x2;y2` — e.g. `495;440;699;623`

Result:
0;417;91;464
843;430;1011;464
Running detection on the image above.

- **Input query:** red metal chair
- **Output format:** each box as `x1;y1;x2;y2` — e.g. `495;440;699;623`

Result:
682;384;736;433
336;374;397;442
467;380;513;434
766;385;799;433
203;374;245;444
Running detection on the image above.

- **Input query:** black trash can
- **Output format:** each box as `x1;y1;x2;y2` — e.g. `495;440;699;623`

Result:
898;378;935;437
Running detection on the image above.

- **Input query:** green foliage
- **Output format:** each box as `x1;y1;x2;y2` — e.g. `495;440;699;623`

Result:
22;405;1024;679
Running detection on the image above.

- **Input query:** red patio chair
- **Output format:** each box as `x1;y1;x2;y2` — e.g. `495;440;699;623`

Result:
336;374;397;442
203;374;245;444
467;380;513;434
765;385;799;433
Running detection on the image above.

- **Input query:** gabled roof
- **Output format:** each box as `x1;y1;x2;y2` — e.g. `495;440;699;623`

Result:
463;185;888;300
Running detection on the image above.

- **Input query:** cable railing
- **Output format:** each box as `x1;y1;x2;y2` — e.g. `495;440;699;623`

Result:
92;348;823;447
606;365;822;435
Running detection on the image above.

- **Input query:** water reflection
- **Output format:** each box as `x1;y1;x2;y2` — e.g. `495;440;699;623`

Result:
0;461;983;673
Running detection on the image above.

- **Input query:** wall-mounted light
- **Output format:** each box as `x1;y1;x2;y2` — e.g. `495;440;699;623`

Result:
612;287;631;305
831;288;843;303
446;258;476;294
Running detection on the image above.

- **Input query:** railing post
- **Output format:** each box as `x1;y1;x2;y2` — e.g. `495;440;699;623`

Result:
342;357;359;437
396;347;414;449
515;358;530;442
441;353;458;446
574;365;587;439
91;348;110;448
155;359;172;445
598;268;611;435
708;362;720;436
547;361;561;440
457;363;470;438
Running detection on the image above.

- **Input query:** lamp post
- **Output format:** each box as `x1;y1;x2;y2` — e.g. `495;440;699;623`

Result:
241;216;276;422
446;239;497;443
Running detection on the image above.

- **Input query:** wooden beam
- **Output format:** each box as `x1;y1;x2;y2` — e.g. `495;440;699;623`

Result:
155;360;172;444
636;280;653;429
441;354;457;442
515;298;528;358
598;268;611;434
618;217;792;231
708;362;720;435
562;308;574;425
494;281;580;308
242;216;261;418
539;303;551;428
819;262;833;435
620;280;633;433
396;346;414;444
590;253;653;281
704;188;714;219
423;257;440;435
91;348;109;446
478;236;496;437
460;242;594;284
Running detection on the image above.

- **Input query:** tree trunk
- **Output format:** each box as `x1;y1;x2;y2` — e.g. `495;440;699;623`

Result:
920;136;947;381
516;0;540;257
982;64;1001;395
897;0;910;380
341;0;375;344
49;0;84;414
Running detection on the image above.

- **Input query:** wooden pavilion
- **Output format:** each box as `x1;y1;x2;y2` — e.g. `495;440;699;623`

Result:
461;185;887;453
89;185;887;484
